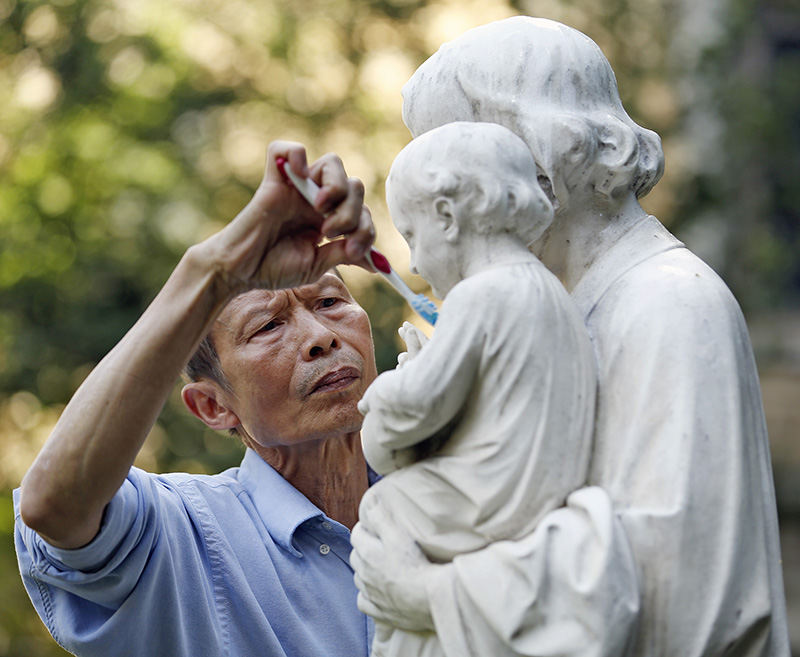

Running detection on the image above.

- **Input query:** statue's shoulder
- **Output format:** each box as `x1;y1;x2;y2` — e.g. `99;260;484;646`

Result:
593;246;748;357
577;214;736;314
446;261;552;311
611;246;737;314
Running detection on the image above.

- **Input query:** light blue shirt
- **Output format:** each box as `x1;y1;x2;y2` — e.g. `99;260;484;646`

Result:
14;449;374;657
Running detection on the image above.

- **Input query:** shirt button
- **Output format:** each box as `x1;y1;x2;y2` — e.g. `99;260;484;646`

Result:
322;521;333;531
319;544;331;555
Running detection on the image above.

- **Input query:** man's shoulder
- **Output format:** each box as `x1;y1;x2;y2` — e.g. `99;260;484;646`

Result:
146;465;244;498
119;465;247;519
122;465;266;551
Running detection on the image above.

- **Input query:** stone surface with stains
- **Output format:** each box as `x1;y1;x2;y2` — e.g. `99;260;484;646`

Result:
352;16;791;657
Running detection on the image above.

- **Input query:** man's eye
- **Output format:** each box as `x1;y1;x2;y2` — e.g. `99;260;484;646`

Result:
320;297;339;308
258;320;278;333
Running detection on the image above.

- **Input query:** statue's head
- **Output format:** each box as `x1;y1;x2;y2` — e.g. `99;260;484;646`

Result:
402;17;664;212
386;121;553;296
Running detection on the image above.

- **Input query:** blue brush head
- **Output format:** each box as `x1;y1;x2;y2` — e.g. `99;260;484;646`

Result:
411;294;438;326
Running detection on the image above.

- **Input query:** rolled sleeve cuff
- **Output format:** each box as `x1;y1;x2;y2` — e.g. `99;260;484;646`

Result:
15;473;142;577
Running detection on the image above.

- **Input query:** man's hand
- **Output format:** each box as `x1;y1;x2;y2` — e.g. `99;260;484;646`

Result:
197;140;375;296
350;488;438;632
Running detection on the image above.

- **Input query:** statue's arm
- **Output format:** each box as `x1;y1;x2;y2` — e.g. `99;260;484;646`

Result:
352;486;640;657
359;284;481;456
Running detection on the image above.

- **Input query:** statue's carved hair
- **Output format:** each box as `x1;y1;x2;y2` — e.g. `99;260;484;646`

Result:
402;16;664;200
387;122;554;246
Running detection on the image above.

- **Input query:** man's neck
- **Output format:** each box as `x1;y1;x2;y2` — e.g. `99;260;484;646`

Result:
251;433;368;530
532;192;649;292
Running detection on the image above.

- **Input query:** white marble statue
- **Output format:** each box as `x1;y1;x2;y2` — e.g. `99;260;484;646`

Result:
357;121;604;657
351;16;791;657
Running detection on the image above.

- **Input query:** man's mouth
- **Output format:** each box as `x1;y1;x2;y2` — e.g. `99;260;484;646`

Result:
309;366;360;394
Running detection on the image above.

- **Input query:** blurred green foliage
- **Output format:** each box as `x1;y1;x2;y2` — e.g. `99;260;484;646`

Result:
0;0;797;654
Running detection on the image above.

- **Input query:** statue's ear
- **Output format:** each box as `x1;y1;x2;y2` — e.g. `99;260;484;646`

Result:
182;381;240;431
593;117;638;197
548;116;595;202
433;197;460;243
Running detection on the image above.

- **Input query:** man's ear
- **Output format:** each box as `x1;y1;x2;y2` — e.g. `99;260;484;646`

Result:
181;381;240;431
433;197;460;243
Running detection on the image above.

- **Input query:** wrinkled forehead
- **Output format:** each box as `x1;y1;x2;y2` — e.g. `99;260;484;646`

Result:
214;272;349;336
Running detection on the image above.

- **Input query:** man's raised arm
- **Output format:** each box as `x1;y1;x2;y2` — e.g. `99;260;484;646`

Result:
19;141;374;549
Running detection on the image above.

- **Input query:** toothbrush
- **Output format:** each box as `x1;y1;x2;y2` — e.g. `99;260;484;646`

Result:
276;157;438;326
362;249;439;326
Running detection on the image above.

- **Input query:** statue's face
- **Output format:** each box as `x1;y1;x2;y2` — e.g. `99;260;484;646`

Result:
390;199;461;300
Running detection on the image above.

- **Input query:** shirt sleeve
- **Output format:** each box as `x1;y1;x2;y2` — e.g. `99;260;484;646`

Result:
426;487;640;657
360;279;484;474
14;468;222;656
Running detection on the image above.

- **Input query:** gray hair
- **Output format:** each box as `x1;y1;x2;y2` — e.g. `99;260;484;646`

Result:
183;333;231;391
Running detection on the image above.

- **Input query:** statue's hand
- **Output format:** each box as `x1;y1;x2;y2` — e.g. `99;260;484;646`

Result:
396;322;429;369
350;489;437;631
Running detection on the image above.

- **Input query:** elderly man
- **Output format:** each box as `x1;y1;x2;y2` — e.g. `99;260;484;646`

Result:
352;17;790;657
14;142;378;657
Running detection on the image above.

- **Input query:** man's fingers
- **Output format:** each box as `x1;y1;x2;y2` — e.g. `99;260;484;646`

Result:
270;147;374;262
311;215;375;274
245;142;376;288
320;177;366;239
311;241;350;278
266;141;309;183
345;205;376;265
309;152;348;214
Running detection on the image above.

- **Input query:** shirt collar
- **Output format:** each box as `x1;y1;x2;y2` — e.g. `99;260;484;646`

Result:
237;448;323;557
571;215;684;320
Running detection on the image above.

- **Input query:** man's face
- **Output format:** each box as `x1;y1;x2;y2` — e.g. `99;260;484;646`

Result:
211;273;377;448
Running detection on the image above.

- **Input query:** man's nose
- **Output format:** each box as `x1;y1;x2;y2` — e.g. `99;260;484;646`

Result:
299;313;339;360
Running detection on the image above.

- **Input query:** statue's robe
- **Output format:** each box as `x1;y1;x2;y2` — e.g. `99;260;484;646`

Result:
428;216;790;657
361;260;599;657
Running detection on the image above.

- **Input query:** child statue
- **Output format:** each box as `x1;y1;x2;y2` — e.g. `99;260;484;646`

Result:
357;121;597;656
